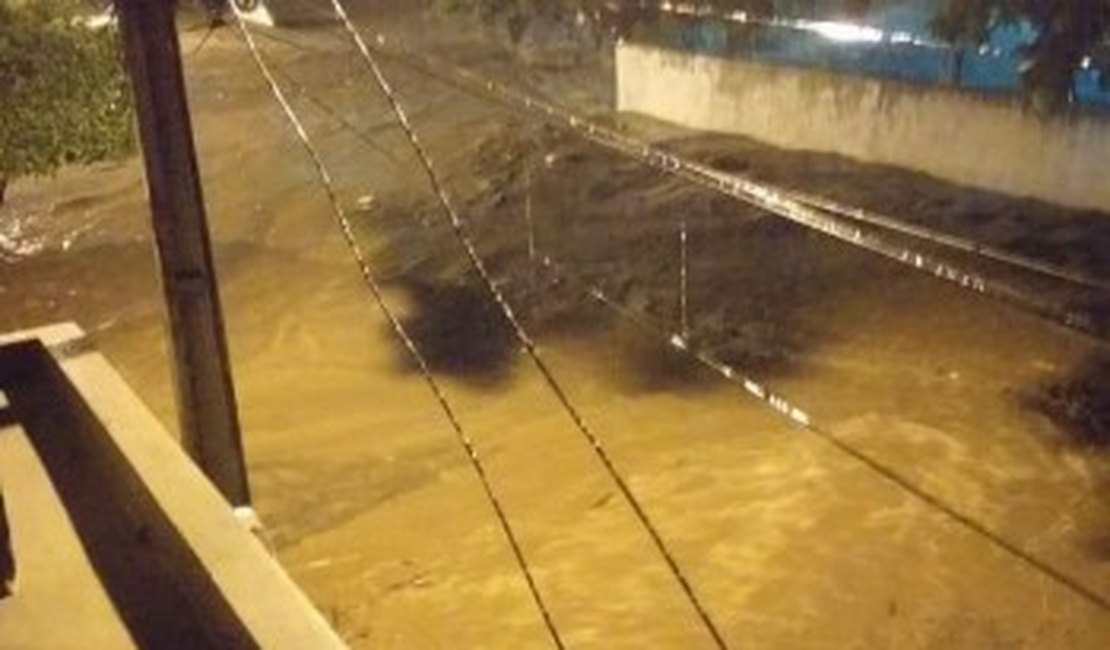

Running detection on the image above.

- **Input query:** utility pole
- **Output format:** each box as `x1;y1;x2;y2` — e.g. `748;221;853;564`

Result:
115;0;250;507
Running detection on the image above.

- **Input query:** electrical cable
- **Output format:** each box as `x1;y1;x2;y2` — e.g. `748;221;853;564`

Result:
531;250;1110;614
325;2;733;646
230;14;567;648
334;32;1109;342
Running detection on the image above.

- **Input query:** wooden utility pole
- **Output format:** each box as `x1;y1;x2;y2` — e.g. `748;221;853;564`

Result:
115;0;250;507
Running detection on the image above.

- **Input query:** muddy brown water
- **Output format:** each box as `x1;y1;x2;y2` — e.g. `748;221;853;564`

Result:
2;10;1110;648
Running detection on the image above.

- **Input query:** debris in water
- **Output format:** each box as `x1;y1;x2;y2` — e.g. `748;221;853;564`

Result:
356;194;377;212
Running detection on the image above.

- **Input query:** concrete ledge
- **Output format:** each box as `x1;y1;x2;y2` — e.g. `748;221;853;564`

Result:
0;323;346;649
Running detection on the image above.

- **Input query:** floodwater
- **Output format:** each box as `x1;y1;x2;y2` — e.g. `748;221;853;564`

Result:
1;8;1109;648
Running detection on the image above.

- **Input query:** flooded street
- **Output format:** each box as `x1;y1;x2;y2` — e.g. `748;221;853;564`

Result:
2;6;1109;648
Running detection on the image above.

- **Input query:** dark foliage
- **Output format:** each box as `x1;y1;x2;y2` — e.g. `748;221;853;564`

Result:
0;0;133;200
933;0;1110;109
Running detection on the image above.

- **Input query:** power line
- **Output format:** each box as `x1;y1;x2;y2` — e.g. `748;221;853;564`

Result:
237;27;468;153
228;9;1110;633
530;251;1110;614
229;14;566;649
243;13;1110;296
679;217;690;338
780;190;1110;293
262;60;405;166
341;33;1108;342
303;16;1110;611
324;3;733;647
477;65;1104;337
186;19;220;57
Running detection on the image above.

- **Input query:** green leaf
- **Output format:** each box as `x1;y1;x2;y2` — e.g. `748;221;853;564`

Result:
0;0;133;182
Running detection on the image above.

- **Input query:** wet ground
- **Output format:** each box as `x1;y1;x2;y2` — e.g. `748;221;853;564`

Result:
2;3;1110;647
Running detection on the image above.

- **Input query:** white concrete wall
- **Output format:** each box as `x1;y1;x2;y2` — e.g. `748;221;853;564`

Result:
616;42;1110;212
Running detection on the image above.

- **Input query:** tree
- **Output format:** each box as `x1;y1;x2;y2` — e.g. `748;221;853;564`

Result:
932;0;1110;110
0;0;133;205
438;0;1108;108
434;0;778;42
435;0;595;42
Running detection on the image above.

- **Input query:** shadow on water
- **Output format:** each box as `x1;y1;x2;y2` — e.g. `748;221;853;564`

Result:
390;280;518;387
1019;358;1110;564
1014;352;1110;565
1022;356;1110;449
531;149;822;379
362;123;838;394
519;269;719;395
607;320;718;395
1085;475;1110;562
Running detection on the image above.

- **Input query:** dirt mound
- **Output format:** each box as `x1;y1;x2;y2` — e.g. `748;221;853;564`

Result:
359;120;883;385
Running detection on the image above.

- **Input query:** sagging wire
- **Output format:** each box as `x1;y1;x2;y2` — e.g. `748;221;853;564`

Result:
229;14;566;650
530;248;1110;614
241;25;467;142
480;70;1104;338
779;190;1110;294
254;12;1110;297
262;59;405;166
188;20;220;57
232;6;1110;622
218;27;404;165
350;37;1110;343
322;21;1110;610
324;2;732;647
229;10;1110;619
525;163;537;264
234;21;336;54
679;217;690;339
179;1;231;58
